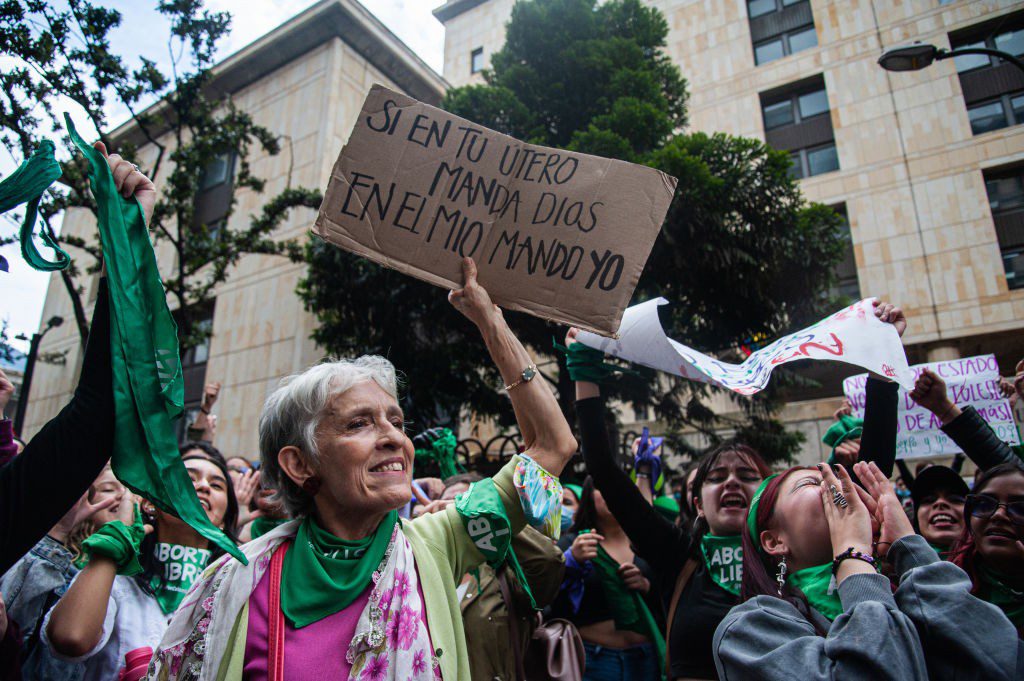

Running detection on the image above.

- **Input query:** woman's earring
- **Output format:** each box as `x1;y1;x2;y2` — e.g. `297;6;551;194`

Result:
776;555;788;596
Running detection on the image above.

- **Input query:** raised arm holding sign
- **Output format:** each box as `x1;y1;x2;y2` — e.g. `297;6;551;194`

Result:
313;84;678;336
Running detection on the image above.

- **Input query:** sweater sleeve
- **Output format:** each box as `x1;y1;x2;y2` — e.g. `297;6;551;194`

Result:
940;406;1021;472
889;534;1024;681
576;396;690;578
0;279;113;576
510;525;565;610
713;575;927;681
857;377;899;478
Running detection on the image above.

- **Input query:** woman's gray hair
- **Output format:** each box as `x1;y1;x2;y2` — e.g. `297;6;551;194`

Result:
258;355;399;517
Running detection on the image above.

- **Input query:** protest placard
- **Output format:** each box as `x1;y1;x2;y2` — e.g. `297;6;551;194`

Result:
577;298;916;394
313;84;678;336
843;355;1021;459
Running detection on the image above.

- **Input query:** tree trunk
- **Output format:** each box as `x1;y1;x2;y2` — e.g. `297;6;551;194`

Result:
60;269;90;348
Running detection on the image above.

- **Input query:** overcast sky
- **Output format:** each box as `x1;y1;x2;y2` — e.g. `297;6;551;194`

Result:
0;0;445;351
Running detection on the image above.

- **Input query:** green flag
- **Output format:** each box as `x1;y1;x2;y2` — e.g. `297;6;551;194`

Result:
0;139;71;271
64;114;245;563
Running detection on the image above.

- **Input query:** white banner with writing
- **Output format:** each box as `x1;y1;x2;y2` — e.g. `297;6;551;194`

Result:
843;355;1020;459
577;298;915;395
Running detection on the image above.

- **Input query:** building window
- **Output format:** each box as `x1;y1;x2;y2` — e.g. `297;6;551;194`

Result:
983;166;1024;290
470;47;484;74
175;305;215;444
950;13;1024;136
761;76;839;179
830;204;860;300
748;0;817;65
195;152;235;234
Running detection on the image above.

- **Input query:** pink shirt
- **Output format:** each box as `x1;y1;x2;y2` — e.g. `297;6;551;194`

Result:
243;561;436;680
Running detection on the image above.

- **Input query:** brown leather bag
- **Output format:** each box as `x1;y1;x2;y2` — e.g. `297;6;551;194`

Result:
499;571;586;681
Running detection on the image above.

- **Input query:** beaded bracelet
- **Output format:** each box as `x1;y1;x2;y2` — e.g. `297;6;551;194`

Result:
832;547;877;576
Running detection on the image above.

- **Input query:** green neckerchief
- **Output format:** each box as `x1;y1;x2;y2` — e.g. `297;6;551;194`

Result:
978;564;1024;627
455;478;537;609
787;563;843;621
250;516;288;540
0;138;71;271
700;534;743;596
281;512;397;628
586;537;666;679
149;542;212;615
927;542;951;559
65;116;243;564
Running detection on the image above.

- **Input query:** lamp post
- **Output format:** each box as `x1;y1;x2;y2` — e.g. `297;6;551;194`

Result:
878;43;1024;77
13;315;64;436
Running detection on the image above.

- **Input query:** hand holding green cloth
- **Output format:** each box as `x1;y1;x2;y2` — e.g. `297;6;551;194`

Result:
822;415;863;466
553;339;636;383
585;536;666;679
81;509;147;576
0;139;71;271
455;478;538;609
281;512;397;628
414;427;463;479
64;114;244;563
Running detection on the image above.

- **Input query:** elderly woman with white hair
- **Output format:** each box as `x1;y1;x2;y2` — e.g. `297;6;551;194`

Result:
147;259;577;681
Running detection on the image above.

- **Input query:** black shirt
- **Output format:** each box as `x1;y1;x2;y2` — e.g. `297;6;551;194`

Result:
0;279;113;575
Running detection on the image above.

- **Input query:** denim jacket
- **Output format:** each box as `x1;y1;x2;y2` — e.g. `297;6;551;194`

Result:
0;536;85;681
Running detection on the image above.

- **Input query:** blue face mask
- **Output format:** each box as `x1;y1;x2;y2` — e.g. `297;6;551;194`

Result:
673;492;683;503
560;505;575;531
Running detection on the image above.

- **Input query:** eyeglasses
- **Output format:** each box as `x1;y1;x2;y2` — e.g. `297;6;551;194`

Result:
965;494;1024;527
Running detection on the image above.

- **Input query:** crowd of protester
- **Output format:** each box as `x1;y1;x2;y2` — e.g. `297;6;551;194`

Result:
0;151;1022;681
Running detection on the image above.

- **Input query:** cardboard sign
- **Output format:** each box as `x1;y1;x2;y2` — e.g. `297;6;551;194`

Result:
313;85;678;336
843;355;1021;459
577;298;916;395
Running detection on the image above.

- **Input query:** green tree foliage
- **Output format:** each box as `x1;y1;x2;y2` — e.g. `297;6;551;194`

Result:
302;0;846;464
0;0;321;349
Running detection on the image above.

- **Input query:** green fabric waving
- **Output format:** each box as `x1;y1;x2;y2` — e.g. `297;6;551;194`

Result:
587;538;666;678
414;427;462;479
0;139;70;271
455;478;537;609
978;564;1024;627
700;534;743;596
787;563;843;621
281;512;397;628
65;114;244;563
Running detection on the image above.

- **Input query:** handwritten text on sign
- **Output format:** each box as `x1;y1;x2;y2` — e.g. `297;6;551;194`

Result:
843;355;1020;459
577;298;915;395
313;85;678;336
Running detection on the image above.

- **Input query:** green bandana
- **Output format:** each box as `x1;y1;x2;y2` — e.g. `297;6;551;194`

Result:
927;542;950;559
978;564;1024;627
81;515;146;576
701;534;744;596
64;116;244;563
149;543;212;615
747;474;778;546
822;416;863;465
249;516;288;540
553;339;637;384
455;478;537;609
787;563;844;621
281;512;397;628
414;428;463;479
0;139;71;272
587;538;666;679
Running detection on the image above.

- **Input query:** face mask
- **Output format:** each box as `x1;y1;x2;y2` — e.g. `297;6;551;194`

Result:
560;505;575;532
673;492;683;503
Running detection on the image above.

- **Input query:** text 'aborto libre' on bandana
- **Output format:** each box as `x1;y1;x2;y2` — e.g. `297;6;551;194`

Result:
150;542;212;615
700;534;743;596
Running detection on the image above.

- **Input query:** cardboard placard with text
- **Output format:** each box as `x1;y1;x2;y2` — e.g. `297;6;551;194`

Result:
313;84;678;336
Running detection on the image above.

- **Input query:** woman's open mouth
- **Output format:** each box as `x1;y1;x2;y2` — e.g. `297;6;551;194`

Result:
720;493;747;510
370;458;406;474
929;512;957;528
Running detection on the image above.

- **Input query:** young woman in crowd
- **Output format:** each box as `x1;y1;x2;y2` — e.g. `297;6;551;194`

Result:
551;476;663;679
716;460;1023;680
42;443;238;680
948;463;1024;637
146;258;578;680
563;300;905;680
0;465;124;680
908;465;967;557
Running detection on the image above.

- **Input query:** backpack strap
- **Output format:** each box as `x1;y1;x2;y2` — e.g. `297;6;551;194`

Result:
664;558;699;677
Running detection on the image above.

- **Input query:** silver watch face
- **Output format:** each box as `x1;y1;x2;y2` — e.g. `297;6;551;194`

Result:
522;366;536;382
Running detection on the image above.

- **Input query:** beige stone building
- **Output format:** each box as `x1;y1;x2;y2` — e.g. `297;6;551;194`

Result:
22;0;446;458
434;0;1024;466
23;0;1024;470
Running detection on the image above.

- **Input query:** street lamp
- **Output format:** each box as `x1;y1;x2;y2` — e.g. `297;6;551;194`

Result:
12;315;64;436
878;43;1024;77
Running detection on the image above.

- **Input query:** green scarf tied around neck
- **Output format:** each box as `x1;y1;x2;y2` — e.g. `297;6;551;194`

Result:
978;564;1024;628
787;562;844;621
149;542;212;615
700;534;744;596
281;511;398;628
583;534;665;679
0;138;71;272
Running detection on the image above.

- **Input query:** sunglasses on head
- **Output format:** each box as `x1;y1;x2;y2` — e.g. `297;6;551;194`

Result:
965;494;1024;526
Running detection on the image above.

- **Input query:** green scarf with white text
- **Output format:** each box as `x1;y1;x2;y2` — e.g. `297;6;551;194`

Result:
700;534;743;596
149;542;212;615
